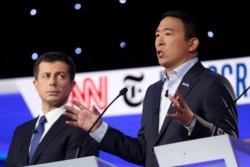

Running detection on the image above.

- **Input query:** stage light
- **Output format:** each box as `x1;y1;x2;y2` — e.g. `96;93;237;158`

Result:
75;47;82;55
31;52;38;60
119;0;127;4
120;41;127;48
74;3;81;10
207;30;214;38
30;8;37;16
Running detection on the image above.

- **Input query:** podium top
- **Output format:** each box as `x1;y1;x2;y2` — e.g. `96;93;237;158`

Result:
154;134;250;167
23;156;116;167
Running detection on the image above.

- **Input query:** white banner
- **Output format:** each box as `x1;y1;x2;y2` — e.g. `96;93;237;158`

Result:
0;56;249;117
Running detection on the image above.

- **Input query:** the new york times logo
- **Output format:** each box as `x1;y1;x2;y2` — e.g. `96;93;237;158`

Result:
123;74;144;107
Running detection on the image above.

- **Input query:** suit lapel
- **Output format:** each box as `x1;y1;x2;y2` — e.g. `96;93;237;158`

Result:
177;62;204;98
152;81;164;140
21;119;38;165
30;115;68;164
155;62;205;143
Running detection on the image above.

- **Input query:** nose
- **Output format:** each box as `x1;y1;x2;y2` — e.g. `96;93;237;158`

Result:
155;36;164;46
49;76;57;86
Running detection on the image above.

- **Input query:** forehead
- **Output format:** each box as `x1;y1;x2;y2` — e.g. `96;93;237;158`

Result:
38;61;69;72
157;16;184;31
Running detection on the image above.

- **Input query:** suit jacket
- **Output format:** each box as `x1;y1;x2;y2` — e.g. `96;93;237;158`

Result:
5;114;99;167
98;62;238;167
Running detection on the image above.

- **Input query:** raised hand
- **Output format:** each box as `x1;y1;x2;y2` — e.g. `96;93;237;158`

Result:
167;89;195;126
63;100;102;132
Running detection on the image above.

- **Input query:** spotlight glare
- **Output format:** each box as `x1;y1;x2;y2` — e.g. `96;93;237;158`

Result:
119;0;127;4
31;52;38;60
75;47;82;54
207;30;214;38
74;3;82;10
30;9;37;16
120;41;126;48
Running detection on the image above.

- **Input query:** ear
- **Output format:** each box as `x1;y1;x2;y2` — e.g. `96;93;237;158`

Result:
71;81;76;89
33;79;38;91
188;37;199;52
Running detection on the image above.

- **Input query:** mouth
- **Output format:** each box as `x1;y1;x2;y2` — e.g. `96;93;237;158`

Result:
47;91;60;95
157;51;164;58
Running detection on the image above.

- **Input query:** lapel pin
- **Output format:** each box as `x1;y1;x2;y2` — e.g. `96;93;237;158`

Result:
182;82;189;87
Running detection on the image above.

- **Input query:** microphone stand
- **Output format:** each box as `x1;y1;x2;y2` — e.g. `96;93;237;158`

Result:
211;85;250;136
75;87;128;158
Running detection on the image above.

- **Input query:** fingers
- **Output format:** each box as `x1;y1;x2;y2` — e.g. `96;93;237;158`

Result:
175;90;185;109
63;110;79;127
168;90;187;119
63;107;79;122
168;90;185;112
168;95;180;111
63;104;77;115
65;120;78;126
70;100;87;111
63;100;86;127
63;100;102;131
167;90;194;125
91;105;101;116
63;100;88;115
63;111;72;118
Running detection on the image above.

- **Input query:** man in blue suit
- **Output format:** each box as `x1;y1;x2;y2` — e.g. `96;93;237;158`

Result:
5;51;99;167
63;10;238;167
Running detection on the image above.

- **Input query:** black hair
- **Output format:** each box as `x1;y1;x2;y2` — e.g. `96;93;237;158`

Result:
161;10;201;40
33;51;76;81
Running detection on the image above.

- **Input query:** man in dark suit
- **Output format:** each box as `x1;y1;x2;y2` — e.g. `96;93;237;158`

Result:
63;10;238;167
5;51;99;167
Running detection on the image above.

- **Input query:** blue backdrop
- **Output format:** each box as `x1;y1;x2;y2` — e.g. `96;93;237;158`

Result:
1;93;250;167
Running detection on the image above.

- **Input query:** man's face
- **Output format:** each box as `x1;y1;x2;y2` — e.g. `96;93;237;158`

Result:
33;61;75;108
155;16;195;72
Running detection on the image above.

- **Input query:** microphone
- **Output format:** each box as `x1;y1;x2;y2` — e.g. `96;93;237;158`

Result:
31;129;37;134
75;87;128;158
211;85;250;136
165;89;169;97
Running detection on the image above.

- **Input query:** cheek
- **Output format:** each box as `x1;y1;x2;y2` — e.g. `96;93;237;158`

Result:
61;83;74;92
154;42;157;48
171;42;186;54
34;83;43;91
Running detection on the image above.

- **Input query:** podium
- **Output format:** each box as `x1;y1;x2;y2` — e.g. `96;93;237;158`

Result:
154;134;250;167
24;156;116;167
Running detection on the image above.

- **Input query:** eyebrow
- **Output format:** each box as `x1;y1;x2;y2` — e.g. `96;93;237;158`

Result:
155;27;173;33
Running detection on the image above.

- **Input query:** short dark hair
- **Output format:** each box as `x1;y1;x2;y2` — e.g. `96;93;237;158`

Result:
161;10;201;40
33;51;76;81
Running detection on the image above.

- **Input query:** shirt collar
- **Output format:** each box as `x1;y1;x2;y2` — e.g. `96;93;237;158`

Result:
161;57;198;83
39;107;66;123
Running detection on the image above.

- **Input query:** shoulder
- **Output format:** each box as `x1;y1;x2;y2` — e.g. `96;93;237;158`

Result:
15;118;36;131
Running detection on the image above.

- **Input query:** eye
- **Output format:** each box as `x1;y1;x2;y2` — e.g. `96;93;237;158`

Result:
41;74;49;78
58;73;66;79
165;32;171;36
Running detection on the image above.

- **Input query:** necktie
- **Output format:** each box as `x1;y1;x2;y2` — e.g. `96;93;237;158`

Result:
29;115;47;163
